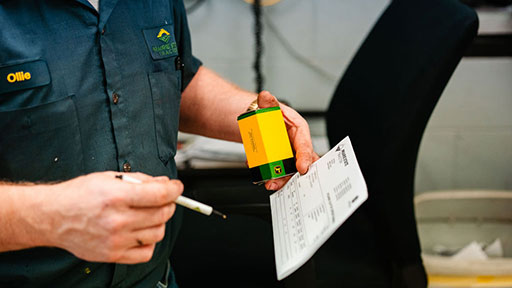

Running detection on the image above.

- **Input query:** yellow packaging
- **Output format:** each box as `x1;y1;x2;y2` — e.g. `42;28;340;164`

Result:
237;106;296;183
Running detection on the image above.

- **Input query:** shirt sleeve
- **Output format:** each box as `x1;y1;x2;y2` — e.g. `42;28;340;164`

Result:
173;0;202;91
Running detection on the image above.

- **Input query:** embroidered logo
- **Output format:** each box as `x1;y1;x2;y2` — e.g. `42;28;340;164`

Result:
157;28;171;43
151;28;178;57
143;25;178;60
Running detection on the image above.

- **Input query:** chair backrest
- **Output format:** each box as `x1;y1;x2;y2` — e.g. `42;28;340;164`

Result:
326;0;478;286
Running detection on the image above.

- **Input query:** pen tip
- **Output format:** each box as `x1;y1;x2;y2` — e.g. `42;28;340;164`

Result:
213;209;227;220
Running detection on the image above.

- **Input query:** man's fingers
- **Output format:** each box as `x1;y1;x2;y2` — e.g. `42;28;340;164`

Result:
265;176;291;191
257;90;280;108
291;127;315;174
127;204;176;230
295;148;313;175
118;172;154;182
131;223;167;247
113;224;166;260
125;179;183;207
152;176;170;182
116;244;157;264
279;105;316;174
312;152;321;162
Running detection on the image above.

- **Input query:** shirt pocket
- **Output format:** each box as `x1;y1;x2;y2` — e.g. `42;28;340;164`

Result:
0;59;53;111
0;95;84;182
148;70;182;165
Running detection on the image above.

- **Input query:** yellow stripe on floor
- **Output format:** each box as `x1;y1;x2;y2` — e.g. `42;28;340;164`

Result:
429;275;512;287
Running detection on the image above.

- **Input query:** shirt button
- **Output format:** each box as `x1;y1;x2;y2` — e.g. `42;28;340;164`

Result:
175;56;184;70
123;162;132;172
112;93;119;104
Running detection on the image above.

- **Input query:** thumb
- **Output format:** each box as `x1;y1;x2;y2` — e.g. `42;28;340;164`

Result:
257;91;280;109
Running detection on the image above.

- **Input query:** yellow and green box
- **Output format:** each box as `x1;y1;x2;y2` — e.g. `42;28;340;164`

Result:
237;106;297;184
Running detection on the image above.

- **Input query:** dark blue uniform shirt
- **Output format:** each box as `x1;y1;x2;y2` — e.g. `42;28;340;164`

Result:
0;0;201;287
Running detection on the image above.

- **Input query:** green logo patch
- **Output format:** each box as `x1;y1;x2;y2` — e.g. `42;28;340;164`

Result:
143;25;179;60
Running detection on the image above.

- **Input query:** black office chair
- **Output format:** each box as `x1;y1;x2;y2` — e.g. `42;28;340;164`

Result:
321;0;478;287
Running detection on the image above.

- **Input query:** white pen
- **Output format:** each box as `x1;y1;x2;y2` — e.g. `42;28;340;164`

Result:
116;174;227;219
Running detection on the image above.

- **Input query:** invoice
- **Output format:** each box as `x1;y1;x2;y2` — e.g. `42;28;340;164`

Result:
270;136;368;280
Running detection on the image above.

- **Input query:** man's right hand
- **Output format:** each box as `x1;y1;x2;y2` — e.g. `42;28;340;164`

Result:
1;171;183;264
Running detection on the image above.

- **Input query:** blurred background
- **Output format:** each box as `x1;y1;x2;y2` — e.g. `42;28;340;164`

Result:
173;1;512;287
183;0;512;194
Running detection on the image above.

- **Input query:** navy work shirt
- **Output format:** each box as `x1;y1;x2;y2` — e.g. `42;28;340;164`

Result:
0;0;201;287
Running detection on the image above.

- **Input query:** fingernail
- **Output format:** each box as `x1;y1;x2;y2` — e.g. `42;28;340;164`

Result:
269;183;278;191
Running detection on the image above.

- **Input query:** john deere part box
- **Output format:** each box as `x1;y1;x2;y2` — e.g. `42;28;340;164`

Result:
237;106;296;184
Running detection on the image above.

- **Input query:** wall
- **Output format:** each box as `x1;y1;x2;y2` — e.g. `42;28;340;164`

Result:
415;58;512;193
185;0;389;109
184;0;512;193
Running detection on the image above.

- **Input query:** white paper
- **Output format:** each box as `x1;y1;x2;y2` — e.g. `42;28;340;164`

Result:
270;136;368;280
451;241;489;261
484;238;504;258
176;135;246;163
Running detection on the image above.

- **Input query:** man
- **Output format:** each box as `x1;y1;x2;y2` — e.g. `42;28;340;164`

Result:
0;0;318;287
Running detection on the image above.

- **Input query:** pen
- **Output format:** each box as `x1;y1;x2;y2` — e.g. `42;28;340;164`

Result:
115;174;227;219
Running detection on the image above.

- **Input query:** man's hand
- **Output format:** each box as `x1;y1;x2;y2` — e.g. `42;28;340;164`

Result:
257;91;320;191
20;172;182;264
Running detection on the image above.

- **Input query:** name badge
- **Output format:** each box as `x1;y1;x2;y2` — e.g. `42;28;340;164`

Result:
0;59;51;95
143;24;179;60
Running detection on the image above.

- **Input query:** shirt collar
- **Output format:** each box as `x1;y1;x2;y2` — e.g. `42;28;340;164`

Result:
98;0;120;31
73;0;119;31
